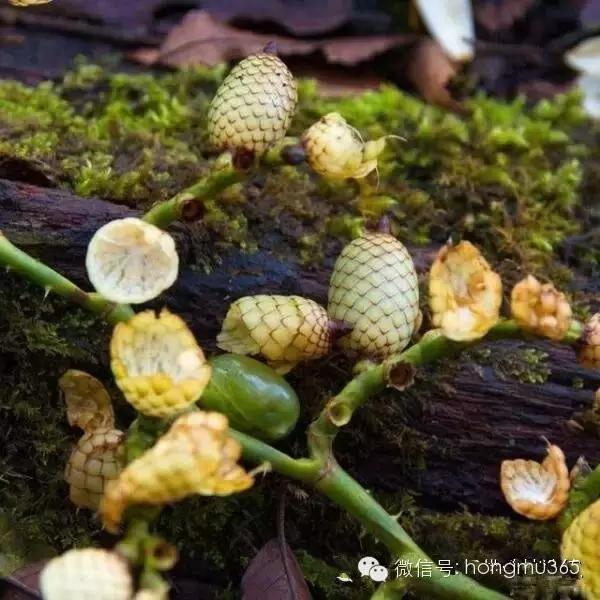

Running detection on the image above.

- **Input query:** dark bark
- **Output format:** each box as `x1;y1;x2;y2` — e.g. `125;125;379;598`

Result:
0;178;598;514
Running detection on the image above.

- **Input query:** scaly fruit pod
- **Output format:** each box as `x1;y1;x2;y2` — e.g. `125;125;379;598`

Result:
511;275;573;341
86;218;179;305
579;313;600;368
207;49;298;162
301;112;387;180
40;548;133;600
111;309;211;418
327;231;420;358
101;411;253;532
216;295;334;374
201;353;300;441
59;369;115;432
562;497;600;599
500;444;570;520
64;428;124;510
429;241;502;342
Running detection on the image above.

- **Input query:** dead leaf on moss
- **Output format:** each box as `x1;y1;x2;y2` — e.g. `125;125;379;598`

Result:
407;38;461;110
130;10;414;69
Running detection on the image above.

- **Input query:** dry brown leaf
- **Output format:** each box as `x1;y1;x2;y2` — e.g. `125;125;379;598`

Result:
130;10;414;70
31;0;170;27
406;38;461;110
241;539;311;600
475;0;537;32
1;560;45;599
203;0;354;36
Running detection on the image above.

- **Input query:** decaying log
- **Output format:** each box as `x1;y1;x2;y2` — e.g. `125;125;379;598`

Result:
0;178;598;514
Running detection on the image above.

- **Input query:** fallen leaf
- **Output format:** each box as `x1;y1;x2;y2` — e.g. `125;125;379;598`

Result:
475;0;537;32
241;539;312;600
295;63;385;97
203;0;354;36
33;0;180;28
241;495;311;600
129;10;414;69
1;561;45;600
406;38;461;110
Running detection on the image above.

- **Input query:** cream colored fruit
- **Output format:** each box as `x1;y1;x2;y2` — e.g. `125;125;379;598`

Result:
64;428;124;510
86;218;178;304
328;232;419;358
40;549;133;600
207;52;297;157
217;294;332;373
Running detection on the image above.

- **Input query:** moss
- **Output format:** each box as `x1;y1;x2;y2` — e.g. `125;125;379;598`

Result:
465;344;551;385
0;61;591;276
0;273;109;564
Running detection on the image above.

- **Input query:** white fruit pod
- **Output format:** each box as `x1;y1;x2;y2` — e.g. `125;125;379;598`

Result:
328;231;420;358
86;218;179;304
415;0;475;61
40;548;133;600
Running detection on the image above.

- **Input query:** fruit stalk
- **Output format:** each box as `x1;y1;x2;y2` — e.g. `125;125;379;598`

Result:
0;230;134;324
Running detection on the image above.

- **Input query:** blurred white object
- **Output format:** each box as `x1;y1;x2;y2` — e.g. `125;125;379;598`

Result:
565;36;600;118
565;36;600;75
415;0;475;61
578;73;600;118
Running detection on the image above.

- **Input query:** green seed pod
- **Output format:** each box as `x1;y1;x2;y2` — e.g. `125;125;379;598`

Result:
207;51;298;158
328;231;420;358
200;354;300;441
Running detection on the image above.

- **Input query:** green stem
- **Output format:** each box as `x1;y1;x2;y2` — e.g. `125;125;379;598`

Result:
0;231;134;324
559;464;600;530
308;319;583;459
229;429;319;483
143;139;304;229
143;167;243;228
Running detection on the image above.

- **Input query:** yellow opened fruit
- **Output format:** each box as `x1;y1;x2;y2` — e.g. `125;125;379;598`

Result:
511;275;572;341
302;112;387;180
111;309;211;418
327;231;419;358
207;50;297;158
579;312;600;369
562;497;600;599
64;428;124;510
500;444;570;520
429;241;502;341
217;295;333;373
101;411;253;532
40;548;133;600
